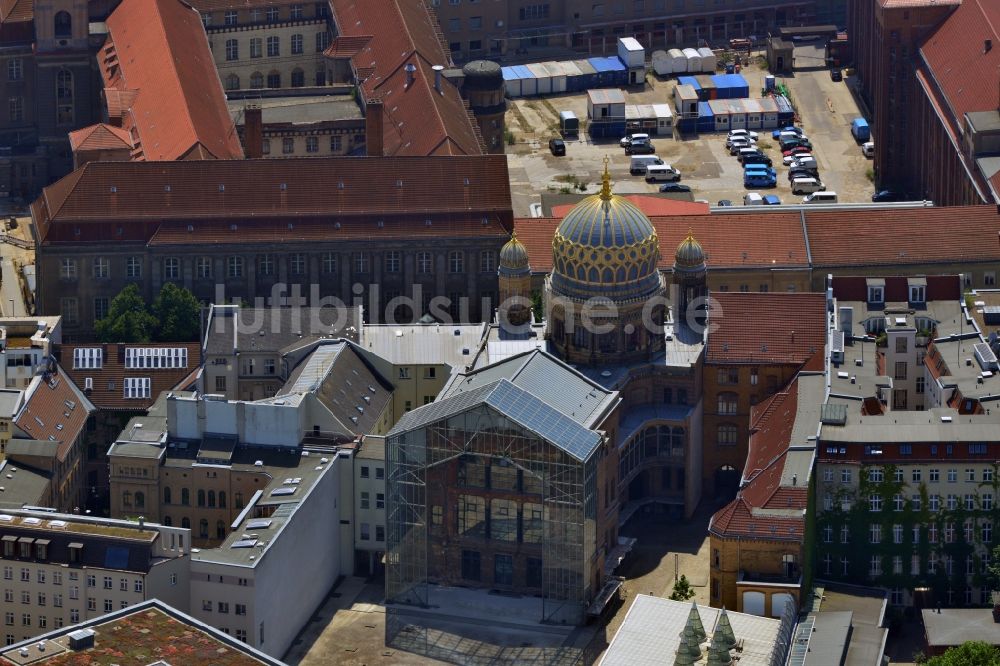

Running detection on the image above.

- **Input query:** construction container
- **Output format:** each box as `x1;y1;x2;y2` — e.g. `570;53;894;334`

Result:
711;73;750;99
588;56;628;87
501;66;522;97
696;75;717;100
516;65;537;96
526;63;551;95
674;84;699;117
697;101;714;133
698;46;717;72
570;59;598;91
545;62;568;94
683;48;701;73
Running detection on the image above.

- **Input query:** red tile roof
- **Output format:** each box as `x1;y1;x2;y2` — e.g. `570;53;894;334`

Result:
324;35;373;59
58;343;201;411
919;0;1000;123
329;0;484;156
0;0;31;22
830;275;961;302
514;211;809;274
706;292;827;369
550;195;710;218
101;0;244;161
67;124;134;152
804;205;1000;267
13;368;92;462
32;155;512;243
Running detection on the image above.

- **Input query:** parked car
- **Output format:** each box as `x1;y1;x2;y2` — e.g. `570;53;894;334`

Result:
780;137;812;151
783;153;812;166
741;153;773;167
782;146;813;158
872;189;902;202
772;126;804;139
645;164;682;182
791;177;826;195
626;137;656;154
727;129;759;142
620;132;649;148
763;195;782;205
548;138;566;156
630;155;664;175
717;199;734;206
660;183;692;193
830;67;843;82
788;167;818;180
744;165;777;180
744;171;777;188
862;142;875;158
729;139;756;155
743;193;765;206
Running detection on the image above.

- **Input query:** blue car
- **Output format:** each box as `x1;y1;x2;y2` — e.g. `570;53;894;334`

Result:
744;164;777;179
771;126;804;139
744;171;777;188
763;194;782;205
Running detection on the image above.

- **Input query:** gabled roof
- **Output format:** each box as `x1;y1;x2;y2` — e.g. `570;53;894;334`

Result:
13;368;94;462
0;0;32;23
330;0;484;156
101;0;243;161
707;292;827;370
67;124;134;153
440;348;620;430
389;378;603;462
58;343;201;412
830;274;961;302
919;0;1000;127
324;34;373;58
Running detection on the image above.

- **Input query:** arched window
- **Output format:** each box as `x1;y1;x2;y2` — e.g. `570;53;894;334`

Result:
250;71;263;89
291;68;304;87
234;492;244;509
717;423;739;446
56;69;74;125
717;392;738;416
181;517;190;529
163;516;172;526
122;491;132;507
54;11;71;38
207;490;216;508
163;486;172;504
197;489;206;507
267;70;281;88
181;488;190;506
219;491;226;509
199;519;208;538
225;74;240;90
135;491;145;509
216;520;226;539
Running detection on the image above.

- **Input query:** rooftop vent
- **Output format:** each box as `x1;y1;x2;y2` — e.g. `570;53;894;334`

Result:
987;39;993;53
941;415;953;423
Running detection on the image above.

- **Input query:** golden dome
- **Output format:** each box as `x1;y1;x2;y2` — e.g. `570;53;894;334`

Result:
674;229;706;269
550;159;661;301
499;231;529;272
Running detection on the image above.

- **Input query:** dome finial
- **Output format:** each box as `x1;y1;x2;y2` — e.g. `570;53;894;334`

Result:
600;156;612;201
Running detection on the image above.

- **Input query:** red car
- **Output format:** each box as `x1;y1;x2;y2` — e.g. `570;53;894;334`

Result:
782;146;812;158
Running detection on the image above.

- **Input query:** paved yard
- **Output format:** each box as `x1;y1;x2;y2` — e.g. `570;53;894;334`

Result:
505;43;873;216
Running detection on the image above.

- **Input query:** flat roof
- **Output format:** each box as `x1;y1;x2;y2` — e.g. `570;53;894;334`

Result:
922;608;1000;647
228;95;363;127
0;509;158;543
359;323;486;368
815;584;887;666
821;408;1000;443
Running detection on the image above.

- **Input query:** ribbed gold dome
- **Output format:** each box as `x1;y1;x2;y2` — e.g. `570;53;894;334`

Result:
675;229;705;269
500;231;529;271
550;160;661;302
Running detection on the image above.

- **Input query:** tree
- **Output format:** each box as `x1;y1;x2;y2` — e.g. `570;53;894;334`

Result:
95;284;157;343
152;283;201;342
986;544;1000;594
925;641;1000;666
669;574;696;601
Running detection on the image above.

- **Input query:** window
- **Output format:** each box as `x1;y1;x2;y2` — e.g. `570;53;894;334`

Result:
354;253;369;273
124;378;151;399
947;494;958;510
250;38;262;58
895;337;907;353
376;467;384;480
911;494;921;510
290;253;305;275
894;361;907;380
73;348;103;369
291;34;303;55
376;525;385;542
322;252;338;273
258;254;274;276
60;298;78;326
360;523;370;541
305;135;317;152
361;466;369;479
841;469;852;483
417;252;433;274
8;97;22;123
948;469;957;482
966;494;976;510
869;495;882;512
56;69;73;125
329;135;341;152
219;602;229;614
717;424;738;446
717;392;737;415
910;285;925;303
195;257;212;279
227;256;244;278
317;31;330;52
930;469;939;482
986;523;994;544
282;137;294;153
161;257;180;280
930;494;940;511
461;550;481;581
479;250;496;273
449;251;464;273
916;376;925;394
266;6;278;21
869;468;884;483
225;39;239;61
385;251;400;273
985;494;994;511
7;58;22;82
225;10;238;25
893;494;904;511
360;492;369;510
869;555;881;577
267;36;280;57
290;3;303;18
126;256;142;278
236;629;247;643
822;525;832;543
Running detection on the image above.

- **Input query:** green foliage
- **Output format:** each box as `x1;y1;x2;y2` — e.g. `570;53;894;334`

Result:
95;284;158;343
530;291;543;323
926;641;1000;666
669;575;696;601
152;282;202;342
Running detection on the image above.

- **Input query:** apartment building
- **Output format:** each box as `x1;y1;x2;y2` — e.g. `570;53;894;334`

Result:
191;0;332;92
430;0;817;63
229;97;365;159
352;436;386;575
0;318;61;391
0;510;189;646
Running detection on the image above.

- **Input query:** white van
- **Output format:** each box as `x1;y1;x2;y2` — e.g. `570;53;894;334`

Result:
645;164;681;182
630;155;663;175
803;191;838;204
791;177;825;195
743;193;764;206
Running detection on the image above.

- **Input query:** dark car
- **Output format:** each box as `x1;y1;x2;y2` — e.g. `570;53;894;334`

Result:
780;137;813;151
625;138;655;155
548;138;566;156
741;153;773;167
872;189;902;202
717;199;733;206
788;167;818;180
830;68;843;82
660;183;692;193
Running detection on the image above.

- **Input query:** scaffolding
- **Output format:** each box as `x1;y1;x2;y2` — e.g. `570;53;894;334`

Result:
386;383;599;626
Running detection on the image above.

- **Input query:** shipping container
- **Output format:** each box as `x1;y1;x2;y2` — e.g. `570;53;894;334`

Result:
545;62;568;94
667;48;686;73
758;96;779;129
515;65;536;96
697;46;717;73
697;101;714;133
588;119;626;138
674;84;699;117
618;37;645;68
742;97;763;130
707;100;731;131
774;94;794;124
501;66;522;97
710;73;750;99
587;88;627;121
588;56;628;86
728;99;747;130
526;63;551;95
696;75;716;101
651;50;672;76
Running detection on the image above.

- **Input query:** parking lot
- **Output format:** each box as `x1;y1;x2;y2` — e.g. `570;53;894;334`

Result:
505;43;874;215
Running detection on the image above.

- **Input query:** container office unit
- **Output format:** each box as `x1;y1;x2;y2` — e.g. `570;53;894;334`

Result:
502;67;522;97
696;102;714;133
706;100;731;131
545;62;568;94
677;75;703;101
683;48;701;73
516;65;537;96
618;37;646;85
625;103;673;136
570;59;598;91
710;74;750;99
587;88;626;138
674;84;699;118
695;75;717;100
758;97;779;129
774;95;794;124
697;47;717;73
526;63;552;95
588;57;627;87
742;98;763;130
559;61;584;92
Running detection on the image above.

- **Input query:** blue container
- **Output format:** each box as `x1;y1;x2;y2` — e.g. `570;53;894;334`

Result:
697;101;714;133
588;119;627;139
588;56;627;86
710;74;750;99
570;59;599;91
678;75;701;91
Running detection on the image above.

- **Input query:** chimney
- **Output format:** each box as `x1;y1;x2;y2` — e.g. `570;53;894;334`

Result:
987;39;994;54
365;99;384;157
432;64;444;93
243;105;263;159
405;62;417;87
